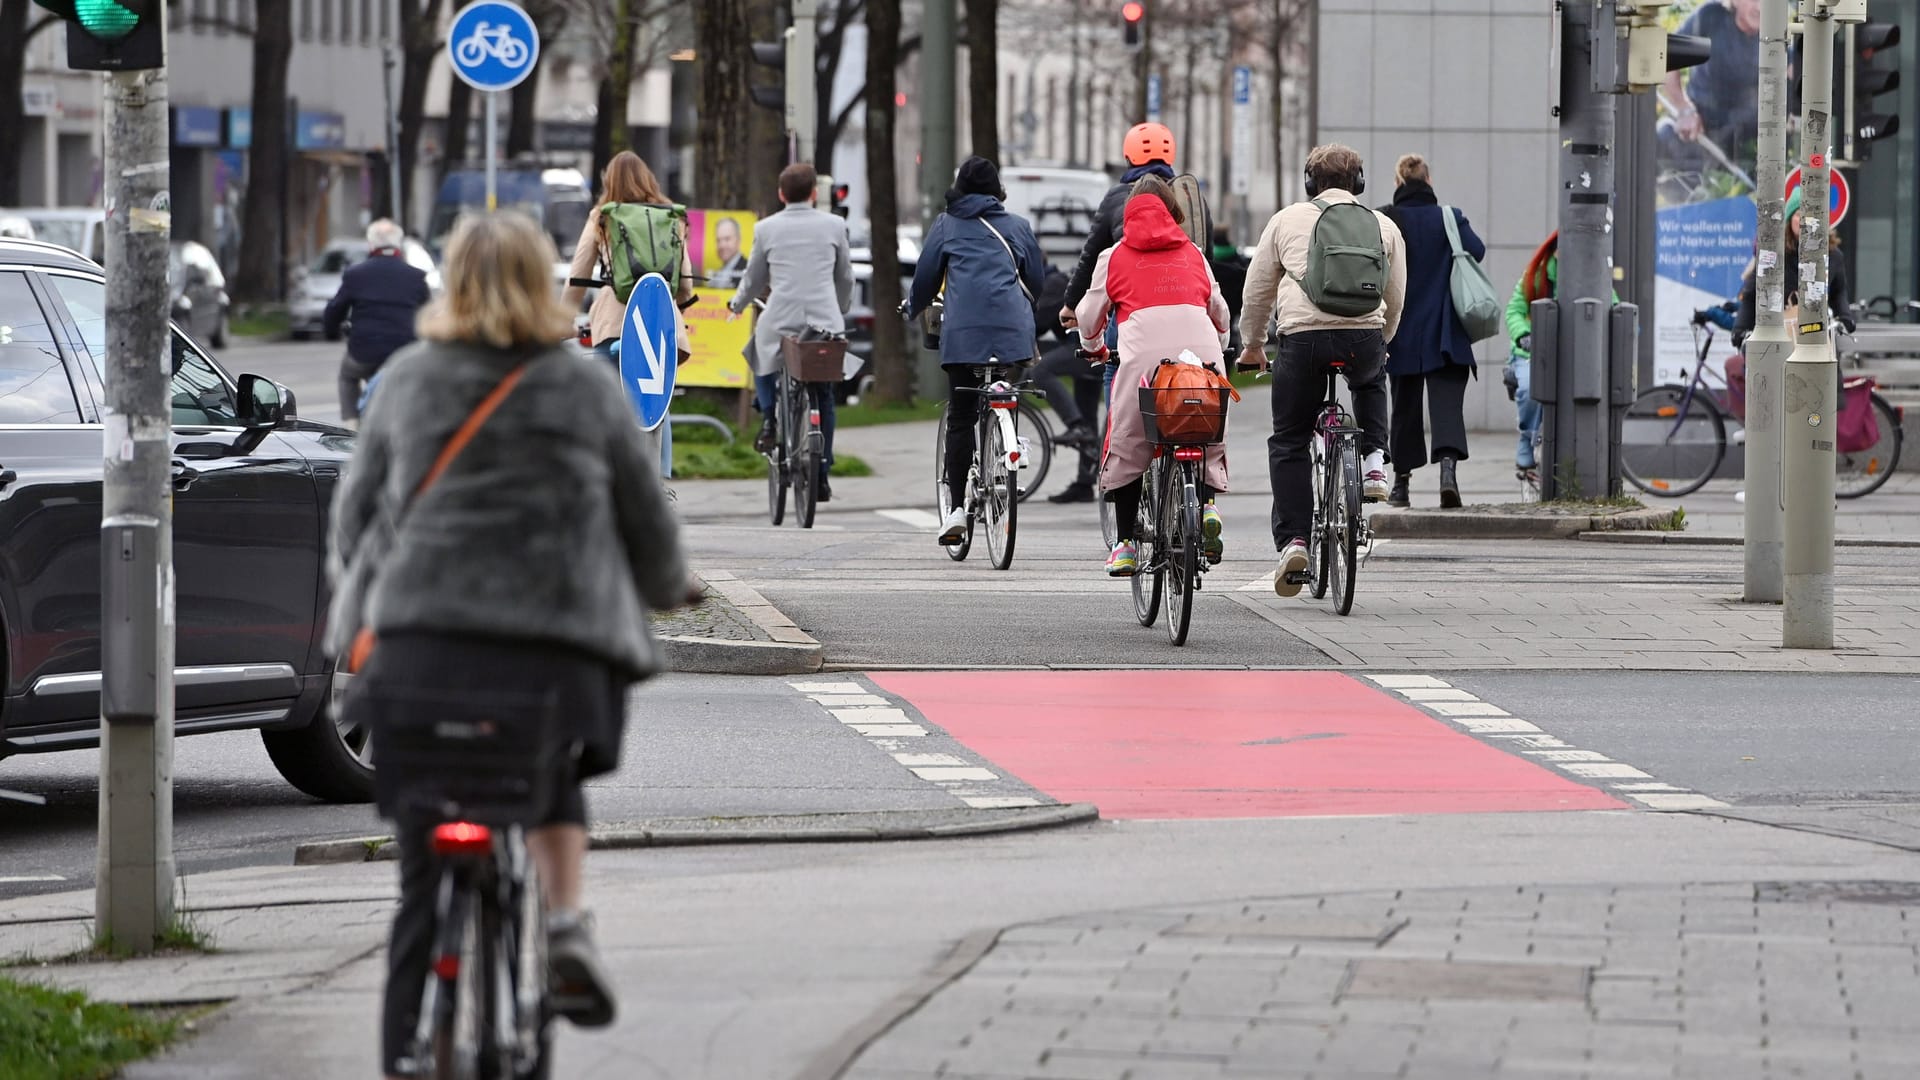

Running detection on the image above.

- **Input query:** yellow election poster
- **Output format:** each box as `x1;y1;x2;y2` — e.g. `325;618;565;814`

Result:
681;208;757;388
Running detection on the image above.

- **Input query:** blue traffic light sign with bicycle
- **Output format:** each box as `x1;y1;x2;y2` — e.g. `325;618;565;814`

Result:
447;0;539;93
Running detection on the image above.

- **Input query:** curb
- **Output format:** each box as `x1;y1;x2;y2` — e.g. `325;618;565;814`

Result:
292;804;1100;865
660;570;823;675
1369;505;1680;539
1578;531;1920;549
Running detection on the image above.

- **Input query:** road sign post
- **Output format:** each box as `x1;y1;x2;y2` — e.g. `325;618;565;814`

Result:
1746;0;1792;605
446;0;539;212
1230;65;1252;242
619;273;679;431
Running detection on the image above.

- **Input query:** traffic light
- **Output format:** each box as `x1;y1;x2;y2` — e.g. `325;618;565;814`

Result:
829;182;850;218
1846;20;1901;158
1600;1;1708;93
749;35;788;112
31;0;163;71
1121;2;1144;49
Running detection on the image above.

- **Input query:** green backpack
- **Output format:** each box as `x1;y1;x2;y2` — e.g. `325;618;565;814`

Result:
600;201;687;302
1291;198;1387;318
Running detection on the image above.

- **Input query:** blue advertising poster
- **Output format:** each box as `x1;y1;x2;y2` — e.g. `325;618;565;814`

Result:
1654;197;1753;383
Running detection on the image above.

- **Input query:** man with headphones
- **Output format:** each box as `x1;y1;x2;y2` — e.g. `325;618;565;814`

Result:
1239;144;1406;598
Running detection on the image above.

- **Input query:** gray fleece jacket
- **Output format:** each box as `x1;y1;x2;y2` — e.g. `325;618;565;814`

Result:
326;338;686;677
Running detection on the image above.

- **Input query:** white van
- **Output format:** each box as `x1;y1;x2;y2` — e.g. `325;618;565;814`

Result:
997;167;1114;266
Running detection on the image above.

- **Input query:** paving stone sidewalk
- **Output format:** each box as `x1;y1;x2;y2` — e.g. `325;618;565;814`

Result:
845;881;1920;1080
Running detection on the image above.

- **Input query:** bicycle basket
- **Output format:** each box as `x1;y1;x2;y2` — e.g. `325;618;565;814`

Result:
780;335;849;383
1138;384;1230;446
364;686;563;826
1837;377;1881;455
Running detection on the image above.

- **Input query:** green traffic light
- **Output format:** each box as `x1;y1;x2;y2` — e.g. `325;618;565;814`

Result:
74;0;139;39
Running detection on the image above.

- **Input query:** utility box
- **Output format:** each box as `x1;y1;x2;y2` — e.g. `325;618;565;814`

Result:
101;520;161;723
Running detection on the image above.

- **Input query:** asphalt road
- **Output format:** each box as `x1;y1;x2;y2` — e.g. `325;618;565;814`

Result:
213;338;347;424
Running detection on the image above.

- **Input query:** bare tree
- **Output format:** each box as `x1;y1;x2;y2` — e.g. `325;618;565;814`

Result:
694;0;785;210
507;0;571;156
0;0;57;207
865;0;910;404
395;0;449;228
966;0;998;161
443;76;476;174
236;0;294;301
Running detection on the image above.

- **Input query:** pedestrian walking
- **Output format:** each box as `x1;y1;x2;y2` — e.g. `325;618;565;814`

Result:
726;162;855;502
1075;175;1234;576
323;218;430;429
1208;227;1251;353
564;150;692;476
1377;154;1487;509
906;155;1048;544
1239;144;1406;597
327;211;691;1080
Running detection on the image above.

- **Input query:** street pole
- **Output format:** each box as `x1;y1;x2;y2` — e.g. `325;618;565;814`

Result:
1782;0;1837;648
789;0;819;166
384;44;404;229
98;19;177;953
918;0;956;399
1745;0;1792;604
484;91;498;211
1543;0;1619;500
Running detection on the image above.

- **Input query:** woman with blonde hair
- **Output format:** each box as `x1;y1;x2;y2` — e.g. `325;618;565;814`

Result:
330;211;690;1079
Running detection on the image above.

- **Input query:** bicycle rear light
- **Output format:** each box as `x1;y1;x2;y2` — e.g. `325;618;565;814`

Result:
432;954;461;980
988;399;1019;409
432;821;493;856
1173;447;1205;461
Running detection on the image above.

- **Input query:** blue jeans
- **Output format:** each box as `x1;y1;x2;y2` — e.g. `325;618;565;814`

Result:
1511;354;1541;469
755;372;835;481
596;342;672;478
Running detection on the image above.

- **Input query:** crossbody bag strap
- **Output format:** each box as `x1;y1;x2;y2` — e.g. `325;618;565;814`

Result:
978;217;1036;304
1440;205;1466;258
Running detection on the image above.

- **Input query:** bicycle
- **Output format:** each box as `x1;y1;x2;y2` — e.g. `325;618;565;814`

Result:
1620;311;1904;499
933;360;1040;570
1247;353;1370;615
1125;362;1233;646
763;324;842;529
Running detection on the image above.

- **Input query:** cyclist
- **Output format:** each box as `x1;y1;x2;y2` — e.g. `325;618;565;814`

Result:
1239;144;1405;597
1733;186;1853;345
1074;176;1232;576
1058;123;1180;396
323;218;430;431
327;213;691;1080
906;155;1048;545
726;162;854;501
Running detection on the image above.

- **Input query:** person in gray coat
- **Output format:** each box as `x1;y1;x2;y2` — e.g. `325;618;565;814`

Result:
326;212;690;1078
727;162;854;499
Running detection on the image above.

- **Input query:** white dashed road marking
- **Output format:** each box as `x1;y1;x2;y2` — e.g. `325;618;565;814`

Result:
876;508;942;529
0;874;64;884
787;679;1044;810
1367;675;1729;811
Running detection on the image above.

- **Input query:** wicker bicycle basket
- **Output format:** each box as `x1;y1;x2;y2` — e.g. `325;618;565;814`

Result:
780;335;849;383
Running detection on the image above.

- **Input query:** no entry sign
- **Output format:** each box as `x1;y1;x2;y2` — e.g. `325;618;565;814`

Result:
1784;166;1850;227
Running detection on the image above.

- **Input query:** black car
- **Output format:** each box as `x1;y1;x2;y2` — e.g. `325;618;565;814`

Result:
0;237;369;801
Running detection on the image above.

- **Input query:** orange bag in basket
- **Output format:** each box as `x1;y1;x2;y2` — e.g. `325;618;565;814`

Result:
1143;358;1240;444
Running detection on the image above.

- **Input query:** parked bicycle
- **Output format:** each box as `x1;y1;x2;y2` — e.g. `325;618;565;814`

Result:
1620;311;1904;499
933;360;1040;570
1123;357;1235;646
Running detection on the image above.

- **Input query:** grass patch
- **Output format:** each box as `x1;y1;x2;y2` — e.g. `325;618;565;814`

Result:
834;398;946;428
229;307;289;340
1653;507;1688;531
675;443;872;481
0;976;178;1079
1545;494;1647;511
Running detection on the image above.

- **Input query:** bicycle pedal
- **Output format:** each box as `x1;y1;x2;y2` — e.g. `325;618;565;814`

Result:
1284;570;1313;585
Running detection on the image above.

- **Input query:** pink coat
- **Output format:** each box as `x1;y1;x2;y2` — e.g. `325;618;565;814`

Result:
1074;198;1231;493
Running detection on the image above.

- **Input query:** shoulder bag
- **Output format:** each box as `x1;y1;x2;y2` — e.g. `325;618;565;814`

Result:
1441;206;1503;342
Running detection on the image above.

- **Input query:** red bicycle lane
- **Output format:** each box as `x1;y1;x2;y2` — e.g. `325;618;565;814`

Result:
866;670;1626;819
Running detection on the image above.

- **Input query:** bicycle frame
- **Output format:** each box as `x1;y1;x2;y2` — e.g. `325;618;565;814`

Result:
1312;368;1371;561
959;366;1034;512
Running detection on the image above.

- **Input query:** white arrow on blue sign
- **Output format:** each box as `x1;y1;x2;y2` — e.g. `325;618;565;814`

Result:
619;273;678;431
447;0;540;93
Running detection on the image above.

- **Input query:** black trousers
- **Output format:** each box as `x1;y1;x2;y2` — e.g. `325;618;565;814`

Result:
1389;363;1471;471
1268;329;1390;548
945;365;983;507
339;354;380;421
1032;341;1102;485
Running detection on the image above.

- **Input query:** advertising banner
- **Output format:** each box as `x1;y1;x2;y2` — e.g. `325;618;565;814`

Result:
680;209;759;389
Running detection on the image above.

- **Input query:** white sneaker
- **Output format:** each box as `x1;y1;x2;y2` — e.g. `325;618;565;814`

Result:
1734;490;1746;504
1274;538;1310;598
937;508;968;545
1363;470;1391;503
1363;450;1386;477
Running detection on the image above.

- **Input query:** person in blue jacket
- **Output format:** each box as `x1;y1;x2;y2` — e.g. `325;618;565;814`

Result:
906;156;1048;545
1377;155;1487;509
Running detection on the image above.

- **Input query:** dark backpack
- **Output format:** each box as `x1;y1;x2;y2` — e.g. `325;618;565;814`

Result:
600;202;686;302
1291;198;1387;317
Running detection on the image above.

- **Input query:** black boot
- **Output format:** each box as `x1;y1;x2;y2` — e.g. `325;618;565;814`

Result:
1439;457;1462;509
1054;422;1096;449
1048;481;1096;504
1388;473;1411;508
754;416;777;454
817;473;832;502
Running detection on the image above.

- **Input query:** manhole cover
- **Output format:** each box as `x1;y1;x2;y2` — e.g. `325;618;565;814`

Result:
1758;880;1920;906
1169;915;1407;945
1341;958;1589;1003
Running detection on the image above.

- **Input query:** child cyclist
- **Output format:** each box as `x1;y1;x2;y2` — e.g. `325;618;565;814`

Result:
1074;176;1233;576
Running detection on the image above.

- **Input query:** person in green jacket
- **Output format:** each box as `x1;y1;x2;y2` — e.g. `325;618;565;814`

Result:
1505;234;1558;475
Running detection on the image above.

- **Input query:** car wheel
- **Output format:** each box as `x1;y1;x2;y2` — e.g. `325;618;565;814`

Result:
290;329;312;341
261;675;373;803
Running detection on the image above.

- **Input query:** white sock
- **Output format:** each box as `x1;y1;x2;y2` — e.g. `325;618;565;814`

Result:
1363;450;1386;475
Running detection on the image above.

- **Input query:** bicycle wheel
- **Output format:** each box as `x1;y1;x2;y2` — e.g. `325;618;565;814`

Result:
788;379;818;529
1837;391;1904;499
1131;463;1162;627
1334;437;1361;617
1165;463;1198;647
766;455;787;526
510;856;552;1080
1621;384;1726;497
427;885;487;1080
933;405;971;561
1309;435;1331;600
1099;493;1117;552
1013;401;1054;503
983;414;1018;570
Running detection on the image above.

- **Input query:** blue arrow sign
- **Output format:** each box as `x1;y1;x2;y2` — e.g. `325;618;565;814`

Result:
619;273;677;431
1233;65;1252;106
447;0;540;93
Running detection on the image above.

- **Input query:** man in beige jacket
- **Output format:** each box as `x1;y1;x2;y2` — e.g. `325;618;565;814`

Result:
1239;144;1407;597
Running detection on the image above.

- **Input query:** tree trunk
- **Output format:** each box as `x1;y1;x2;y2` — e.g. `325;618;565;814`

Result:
694;0;762;208
814;0;865;180
237;0;293;303
965;0;997;161
865;0;910;405
604;0;634;158
395;0;444;231
507;76;539;158
444;76;475;176
591;76;614;186
0;0;36;207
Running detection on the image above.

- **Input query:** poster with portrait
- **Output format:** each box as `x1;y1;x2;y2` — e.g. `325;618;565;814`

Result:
690;209;757;292
1653;0;1763;383
679;210;759;388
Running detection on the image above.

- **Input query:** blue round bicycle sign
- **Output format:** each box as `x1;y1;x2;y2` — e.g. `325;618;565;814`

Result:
447;0;539;93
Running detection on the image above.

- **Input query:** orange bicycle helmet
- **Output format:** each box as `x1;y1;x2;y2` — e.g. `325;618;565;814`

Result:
1123;122;1176;167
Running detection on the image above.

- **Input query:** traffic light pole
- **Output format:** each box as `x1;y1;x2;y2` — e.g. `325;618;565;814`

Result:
918;0;956;399
1782;0;1838;648
1744;0;1792;604
97;41;177;952
789;0;819;166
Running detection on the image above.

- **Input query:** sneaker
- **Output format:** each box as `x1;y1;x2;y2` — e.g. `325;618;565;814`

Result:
1047;481;1096;504
1734;489;1746;504
1106;541;1138;577
937;507;969;545
547;910;617;1028
1202;503;1224;564
754;417;777;454
1387;473;1411;508
1363;470;1391;503
1274;539;1310;597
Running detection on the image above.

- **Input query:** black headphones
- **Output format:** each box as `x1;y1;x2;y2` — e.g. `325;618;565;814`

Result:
1304;165;1365;198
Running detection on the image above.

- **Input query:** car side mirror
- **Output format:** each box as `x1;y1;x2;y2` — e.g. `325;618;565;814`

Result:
233;374;294;454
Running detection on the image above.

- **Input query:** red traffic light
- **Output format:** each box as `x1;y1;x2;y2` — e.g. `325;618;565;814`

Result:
1121;1;1143;21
